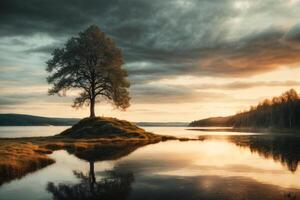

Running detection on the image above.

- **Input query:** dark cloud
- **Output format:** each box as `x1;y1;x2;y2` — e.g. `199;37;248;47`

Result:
129;80;300;104
124;26;300;85
131;84;232;104
285;23;300;44
24;43;61;54
127;26;300;81
2;0;300;80
0;97;22;106
1;0;300;108
9;38;27;46
0;0;100;37
0;93;72;108
0;94;39;107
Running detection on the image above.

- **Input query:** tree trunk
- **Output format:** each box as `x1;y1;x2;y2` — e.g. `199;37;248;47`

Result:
89;161;96;193
90;98;95;118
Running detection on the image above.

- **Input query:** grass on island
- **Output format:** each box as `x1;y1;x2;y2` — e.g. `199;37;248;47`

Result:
0;139;54;185
59;117;161;139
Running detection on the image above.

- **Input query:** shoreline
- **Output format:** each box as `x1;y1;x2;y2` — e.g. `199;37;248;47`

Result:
187;127;300;135
0;134;199;186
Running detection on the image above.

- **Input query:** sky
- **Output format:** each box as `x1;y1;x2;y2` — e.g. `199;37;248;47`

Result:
0;0;300;122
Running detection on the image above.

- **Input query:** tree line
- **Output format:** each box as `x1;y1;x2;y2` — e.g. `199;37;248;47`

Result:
190;89;300;129
230;89;300;128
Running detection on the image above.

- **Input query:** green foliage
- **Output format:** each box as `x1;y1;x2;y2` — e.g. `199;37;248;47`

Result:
46;25;130;117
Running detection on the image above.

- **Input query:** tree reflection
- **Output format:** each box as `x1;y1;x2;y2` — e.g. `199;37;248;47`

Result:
46;141;146;200
66;140;155;163
47;169;134;200
230;135;300;172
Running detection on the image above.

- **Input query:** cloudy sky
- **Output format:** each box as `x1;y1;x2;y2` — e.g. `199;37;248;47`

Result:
1;0;300;122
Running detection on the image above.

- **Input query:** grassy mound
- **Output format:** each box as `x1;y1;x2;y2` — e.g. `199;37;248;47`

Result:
58;117;157;139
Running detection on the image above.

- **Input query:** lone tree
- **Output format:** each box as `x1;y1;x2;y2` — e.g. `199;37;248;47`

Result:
46;25;130;117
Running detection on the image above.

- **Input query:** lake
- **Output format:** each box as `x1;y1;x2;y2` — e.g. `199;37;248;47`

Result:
0;126;258;138
0;126;299;200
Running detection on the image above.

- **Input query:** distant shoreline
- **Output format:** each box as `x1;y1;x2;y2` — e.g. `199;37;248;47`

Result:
0;114;187;127
187;127;300;134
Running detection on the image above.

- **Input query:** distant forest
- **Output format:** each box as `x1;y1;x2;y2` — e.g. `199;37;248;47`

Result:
0;114;79;126
190;89;300;129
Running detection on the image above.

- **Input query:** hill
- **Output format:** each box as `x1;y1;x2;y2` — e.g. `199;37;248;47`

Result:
189;116;232;127
58;117;159;139
0;114;79;126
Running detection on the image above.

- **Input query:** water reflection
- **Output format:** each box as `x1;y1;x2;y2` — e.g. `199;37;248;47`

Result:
1;135;300;200
46;139;300;200
127;175;298;200
47;170;134;200
46;141;147;200
65;141;153;162
229;135;300;172
45;143;300;200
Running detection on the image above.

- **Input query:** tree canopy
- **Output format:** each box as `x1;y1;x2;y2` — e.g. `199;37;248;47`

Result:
46;25;130;117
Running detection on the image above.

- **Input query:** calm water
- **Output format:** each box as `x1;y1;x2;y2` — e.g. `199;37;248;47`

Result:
0;126;70;138
0;127;299;200
0;126;259;138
